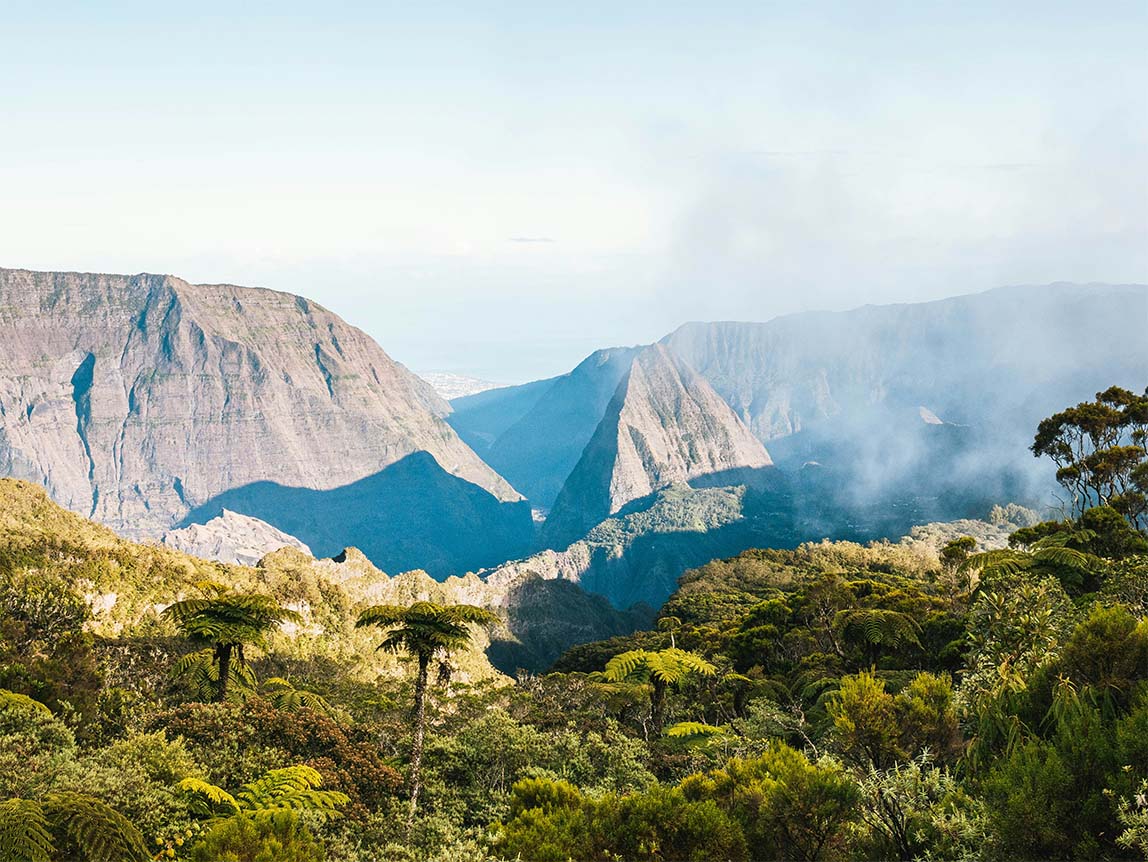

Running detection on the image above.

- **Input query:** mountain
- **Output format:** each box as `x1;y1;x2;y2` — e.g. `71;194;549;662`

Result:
447;347;641;507
418;371;507;400
661;283;1148;518
0;268;530;575
544;344;775;546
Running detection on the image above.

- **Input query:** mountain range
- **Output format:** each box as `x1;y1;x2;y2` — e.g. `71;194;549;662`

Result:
1;267;1145;620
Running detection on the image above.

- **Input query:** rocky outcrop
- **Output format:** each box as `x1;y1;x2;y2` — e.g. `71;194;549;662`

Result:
544;345;774;546
160;509;312;566
481;482;795;608
0;268;528;575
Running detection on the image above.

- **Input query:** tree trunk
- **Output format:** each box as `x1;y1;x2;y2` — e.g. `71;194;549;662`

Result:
651;677;667;735
215;643;232;703
407;651;431;832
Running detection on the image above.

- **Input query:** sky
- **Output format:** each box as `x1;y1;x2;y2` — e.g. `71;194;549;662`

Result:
1;1;1145;382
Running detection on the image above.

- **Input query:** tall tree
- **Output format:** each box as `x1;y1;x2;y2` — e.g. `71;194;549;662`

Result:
163;582;301;703
355;601;498;827
1032;385;1148;531
603;647;717;736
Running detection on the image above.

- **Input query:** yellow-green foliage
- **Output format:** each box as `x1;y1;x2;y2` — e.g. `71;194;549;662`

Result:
0;479;504;684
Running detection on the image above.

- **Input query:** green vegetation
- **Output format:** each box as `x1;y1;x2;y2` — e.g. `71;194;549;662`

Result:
0;388;1146;860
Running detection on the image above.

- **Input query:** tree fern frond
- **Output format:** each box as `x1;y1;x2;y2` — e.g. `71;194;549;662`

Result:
665;721;726;738
0;799;52;862
356;605;418;628
176;778;241;817
1032;546;1102;572
604;648;715;684
234;767;349;820
958;549;1030;576
41;792;150;862
604;650;652;681
260;678;335;715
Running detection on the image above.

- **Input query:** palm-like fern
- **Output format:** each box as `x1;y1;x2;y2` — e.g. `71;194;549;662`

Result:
604;647;717;734
0;798;52;862
259;677;336;715
178;765;349;822
665;721;727;739
163;582;302;703
0;794;150;862
355;601;498;828
832;608;922;664
170;648;258;703
959;536;1102;595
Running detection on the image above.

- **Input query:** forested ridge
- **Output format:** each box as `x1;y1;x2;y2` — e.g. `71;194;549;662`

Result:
1;387;1147;861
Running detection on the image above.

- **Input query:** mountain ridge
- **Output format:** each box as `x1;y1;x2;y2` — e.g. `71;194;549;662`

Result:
0;267;528;575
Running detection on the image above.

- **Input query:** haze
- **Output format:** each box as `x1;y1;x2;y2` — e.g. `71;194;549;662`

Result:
1;1;1145;381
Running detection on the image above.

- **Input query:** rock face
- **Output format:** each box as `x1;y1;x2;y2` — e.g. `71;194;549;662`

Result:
160;509;312;566
482;483;795;609
0;268;529;575
448;347;640;507
544;345;774;546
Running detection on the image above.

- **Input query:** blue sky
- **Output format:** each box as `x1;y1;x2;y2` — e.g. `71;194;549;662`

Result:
1;1;1145;381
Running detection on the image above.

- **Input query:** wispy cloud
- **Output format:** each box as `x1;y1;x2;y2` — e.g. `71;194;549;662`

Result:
507;236;556;244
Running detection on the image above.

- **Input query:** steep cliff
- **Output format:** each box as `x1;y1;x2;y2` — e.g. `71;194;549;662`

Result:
0;268;529;574
544;345;774;546
448;347;641;507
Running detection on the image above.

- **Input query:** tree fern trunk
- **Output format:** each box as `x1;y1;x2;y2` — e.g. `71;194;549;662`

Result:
407;651;431;832
216;643;232;703
651;677;667;735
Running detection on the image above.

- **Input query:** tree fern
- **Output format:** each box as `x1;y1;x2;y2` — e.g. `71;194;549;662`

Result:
355;601;497;829
961;539;1102;595
260;678;335;715
171;648;257;703
163;584;301;702
180;766;349;823
832;609;922;657
176;778;241;818
40;793;150;862
604;648;716;685
603;648;716;735
0;799;52;862
0;794;149;862
665;721;726;738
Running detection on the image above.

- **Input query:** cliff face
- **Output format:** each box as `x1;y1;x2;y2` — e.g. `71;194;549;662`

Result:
448;347;641;508
0;269;526;573
544;345;774;546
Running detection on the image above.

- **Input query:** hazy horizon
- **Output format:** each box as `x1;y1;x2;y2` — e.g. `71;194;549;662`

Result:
3;2;1145;380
